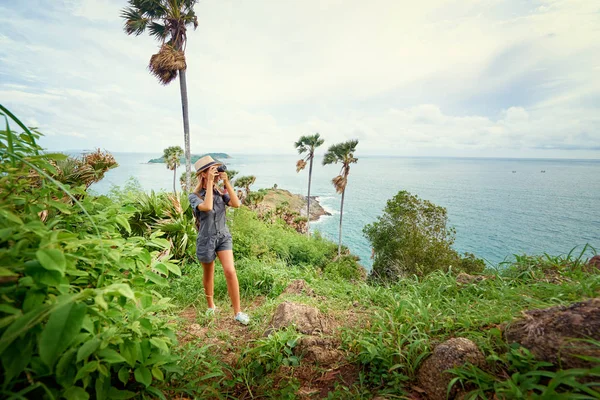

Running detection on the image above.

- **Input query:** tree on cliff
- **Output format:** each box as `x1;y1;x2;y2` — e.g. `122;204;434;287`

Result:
234;175;256;205
121;0;199;192
363;191;485;281
163;146;183;194
295;133;325;236
323;140;358;256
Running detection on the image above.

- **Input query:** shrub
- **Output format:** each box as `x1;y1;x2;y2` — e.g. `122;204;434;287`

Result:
0;108;181;399
323;255;366;281
364;191;484;282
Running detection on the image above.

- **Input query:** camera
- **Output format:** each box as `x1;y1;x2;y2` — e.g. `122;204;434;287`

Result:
216;165;227;173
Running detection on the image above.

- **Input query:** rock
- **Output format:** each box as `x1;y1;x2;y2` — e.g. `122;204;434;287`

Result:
282;280;316;297
267;301;327;335
504;298;600;369
586;255;600;271
456;273;485;285
416;338;485;400
294;336;343;366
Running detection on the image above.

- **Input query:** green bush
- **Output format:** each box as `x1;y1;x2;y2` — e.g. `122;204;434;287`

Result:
364;190;484;282
323;255;366;281
0;108;181;399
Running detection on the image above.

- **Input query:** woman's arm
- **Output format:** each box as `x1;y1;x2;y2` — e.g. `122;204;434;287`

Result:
222;172;242;208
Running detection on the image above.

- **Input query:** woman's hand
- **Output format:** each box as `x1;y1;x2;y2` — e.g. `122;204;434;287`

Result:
219;171;228;182
206;166;218;183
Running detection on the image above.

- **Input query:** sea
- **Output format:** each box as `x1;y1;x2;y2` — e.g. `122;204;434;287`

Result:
90;153;600;270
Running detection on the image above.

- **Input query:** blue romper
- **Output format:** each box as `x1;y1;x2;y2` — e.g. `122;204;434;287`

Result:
189;188;233;263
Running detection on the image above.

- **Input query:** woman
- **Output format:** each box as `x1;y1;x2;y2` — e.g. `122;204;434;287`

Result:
188;156;250;325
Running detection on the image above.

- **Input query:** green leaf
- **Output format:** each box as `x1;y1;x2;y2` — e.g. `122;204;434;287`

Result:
1;336;33;384
0;304;50;356
95;293;108;310
0;304;20;314
39;302;87;368
63;386;90;400
151;366;165;381
97;348;127;364
163;262;182;276
98;362;109;376
36;248;66;275
56;348;77;387
146;386;167;400
23;289;46;313
120;340;138;367
104;283;135;299
149;337;169;354
108;387;136;399
118;366;130;385
48;199;72;214
153;263;168;275
144;271;169;286
75;360;98;382
134;366;152;387
0;208;23;224
115;215;131;234
95;373;111;400
77;337;101;362
0;267;18;277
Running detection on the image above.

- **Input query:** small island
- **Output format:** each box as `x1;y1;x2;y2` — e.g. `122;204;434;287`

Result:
148;153;230;164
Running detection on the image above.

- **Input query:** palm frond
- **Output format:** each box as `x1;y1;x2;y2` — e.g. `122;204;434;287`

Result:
332;175;347;194
149;44;186;84
121;7;148;36
148;22;168;40
296;159;307;172
130;0;167;18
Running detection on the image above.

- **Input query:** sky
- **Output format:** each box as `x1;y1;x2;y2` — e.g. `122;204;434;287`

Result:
1;0;599;158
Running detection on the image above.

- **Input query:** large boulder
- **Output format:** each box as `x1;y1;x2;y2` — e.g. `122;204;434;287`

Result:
416;338;486;400
504;298;600;369
294;336;343;366
267;301;327;335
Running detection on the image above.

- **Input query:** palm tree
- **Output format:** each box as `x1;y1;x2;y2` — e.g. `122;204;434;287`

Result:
163;146;183;194
322;140;359;256
234;175;256;204
121;0;199;192
295;133;325;236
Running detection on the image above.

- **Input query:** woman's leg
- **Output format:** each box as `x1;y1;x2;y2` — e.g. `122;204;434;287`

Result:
201;261;215;309
216;250;241;315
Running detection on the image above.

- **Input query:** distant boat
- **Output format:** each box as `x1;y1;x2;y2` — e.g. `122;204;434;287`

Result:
512;170;516;173
541;170;546;173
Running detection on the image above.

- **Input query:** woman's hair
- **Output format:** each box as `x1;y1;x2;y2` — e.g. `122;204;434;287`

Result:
193;170;218;194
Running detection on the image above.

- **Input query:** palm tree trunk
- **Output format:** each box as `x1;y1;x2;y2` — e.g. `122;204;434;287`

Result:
306;155;313;236
338;188;345;256
179;68;192;192
173;165;177;194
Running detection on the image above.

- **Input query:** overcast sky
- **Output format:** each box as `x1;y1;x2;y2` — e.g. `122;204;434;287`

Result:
1;0;599;157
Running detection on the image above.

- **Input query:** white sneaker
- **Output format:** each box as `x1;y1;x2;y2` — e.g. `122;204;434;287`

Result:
206;307;217;316
234;312;250;325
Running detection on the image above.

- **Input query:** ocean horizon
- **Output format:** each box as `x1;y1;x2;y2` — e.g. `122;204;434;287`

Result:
87;152;600;271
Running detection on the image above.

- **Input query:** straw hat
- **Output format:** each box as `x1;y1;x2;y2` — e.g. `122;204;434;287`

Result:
194;155;222;174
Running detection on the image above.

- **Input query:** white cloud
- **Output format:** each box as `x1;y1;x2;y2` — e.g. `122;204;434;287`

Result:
0;0;598;158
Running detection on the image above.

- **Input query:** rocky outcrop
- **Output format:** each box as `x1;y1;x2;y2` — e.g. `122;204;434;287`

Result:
455;273;487;285
260;189;331;222
504;298;600;369
266;301;327;335
416;338;486;400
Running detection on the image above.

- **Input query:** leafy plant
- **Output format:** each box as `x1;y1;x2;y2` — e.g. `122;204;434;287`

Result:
364;190;485;282
163;146;184;194
0;107;181;399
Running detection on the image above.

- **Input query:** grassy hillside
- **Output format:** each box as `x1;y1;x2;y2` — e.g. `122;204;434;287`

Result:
1;109;598;399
